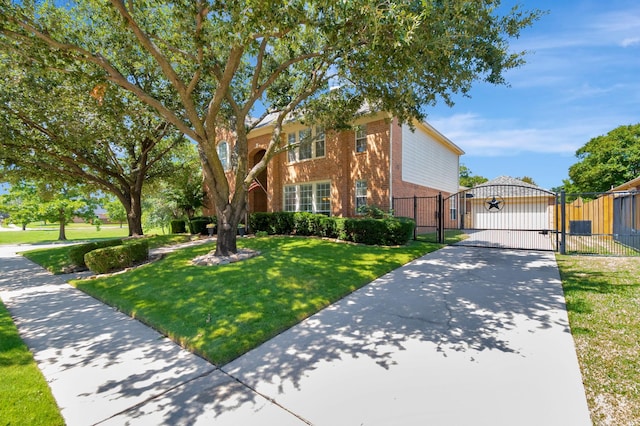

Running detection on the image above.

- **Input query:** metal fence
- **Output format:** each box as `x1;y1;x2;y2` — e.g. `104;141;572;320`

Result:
393;189;640;257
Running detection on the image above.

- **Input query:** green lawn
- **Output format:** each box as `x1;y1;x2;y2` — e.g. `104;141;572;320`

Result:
556;255;640;425
72;236;442;365
20;234;195;274
0;223;130;245
0;300;64;425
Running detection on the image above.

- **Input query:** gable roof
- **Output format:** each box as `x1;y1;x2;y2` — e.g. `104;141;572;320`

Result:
469;176;554;198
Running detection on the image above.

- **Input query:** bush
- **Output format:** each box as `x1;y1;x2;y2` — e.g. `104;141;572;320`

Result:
84;240;149;274
68;239;123;268
248;212;413;245
188;218;209;235
170;219;186;234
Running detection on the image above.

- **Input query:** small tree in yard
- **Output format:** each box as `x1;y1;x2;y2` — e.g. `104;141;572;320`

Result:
0;1;543;255
37;183;97;241
0;180;39;230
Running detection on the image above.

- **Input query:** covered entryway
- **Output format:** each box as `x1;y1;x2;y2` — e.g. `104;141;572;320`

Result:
249;149;268;213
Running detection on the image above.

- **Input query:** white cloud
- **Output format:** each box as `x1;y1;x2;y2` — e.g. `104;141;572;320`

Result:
428;113;623;158
621;37;640;47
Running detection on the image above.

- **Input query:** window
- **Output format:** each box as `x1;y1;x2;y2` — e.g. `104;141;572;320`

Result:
355;180;367;214
299;128;312;160
315;126;325;158
287;126;325;163
355;125;367;153
217;141;229;170
283;181;331;215
450;195;457;220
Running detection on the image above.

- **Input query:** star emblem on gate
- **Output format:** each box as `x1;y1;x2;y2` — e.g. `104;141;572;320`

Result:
484;195;505;211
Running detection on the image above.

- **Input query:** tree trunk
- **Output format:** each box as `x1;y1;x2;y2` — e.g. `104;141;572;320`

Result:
127;198;144;236
214;201;245;256
58;215;66;241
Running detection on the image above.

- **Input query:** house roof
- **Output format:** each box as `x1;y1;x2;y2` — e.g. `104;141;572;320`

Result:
469;176;555;198
610;175;640;192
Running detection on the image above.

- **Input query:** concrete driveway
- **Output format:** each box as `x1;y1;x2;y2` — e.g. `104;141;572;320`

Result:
0;244;590;425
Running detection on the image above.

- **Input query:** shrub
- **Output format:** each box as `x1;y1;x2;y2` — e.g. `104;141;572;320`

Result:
248;212;412;245
170;219;186;234
68;239;123;268
84;240;149;274
188;217;212;235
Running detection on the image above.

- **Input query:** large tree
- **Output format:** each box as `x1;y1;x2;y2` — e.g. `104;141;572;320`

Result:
0;1;542;255
0;52;187;236
568;123;640;193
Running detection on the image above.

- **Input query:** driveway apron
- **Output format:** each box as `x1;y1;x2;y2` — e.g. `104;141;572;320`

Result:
0;244;591;425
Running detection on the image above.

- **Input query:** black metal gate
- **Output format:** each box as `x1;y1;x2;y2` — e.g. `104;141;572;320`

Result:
443;184;556;251
393;185;640;256
393;186;640;256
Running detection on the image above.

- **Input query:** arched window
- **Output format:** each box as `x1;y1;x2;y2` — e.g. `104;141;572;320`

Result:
217;141;229;170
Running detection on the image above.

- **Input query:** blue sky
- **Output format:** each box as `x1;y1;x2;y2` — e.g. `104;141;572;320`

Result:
427;0;640;190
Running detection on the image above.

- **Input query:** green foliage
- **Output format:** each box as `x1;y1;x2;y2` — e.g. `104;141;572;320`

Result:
72;236;440;365
84;240;149;274
460;163;488;188
568;123;640;192
104;198;127;226
0;180;40;230
68;239;124;268
170;219;187;234
357;205;391;219
0;0;543;255
249;212;414;245
188;217;213;235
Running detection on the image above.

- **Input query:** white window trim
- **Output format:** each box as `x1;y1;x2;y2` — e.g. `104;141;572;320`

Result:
287;126;326;164
355;180;367;214
283;180;331;215
355;125;367;153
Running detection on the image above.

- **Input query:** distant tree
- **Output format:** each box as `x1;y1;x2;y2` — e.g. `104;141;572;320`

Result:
0;1;543;256
568;123;640;192
459;164;489;188
516;176;537;186
0;180;39;230
37;183;97;241
103;197;127;228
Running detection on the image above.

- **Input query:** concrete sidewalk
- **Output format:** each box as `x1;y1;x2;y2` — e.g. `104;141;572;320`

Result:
0;244;591;425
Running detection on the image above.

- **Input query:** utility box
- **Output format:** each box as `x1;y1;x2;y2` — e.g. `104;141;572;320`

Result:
570;220;592;236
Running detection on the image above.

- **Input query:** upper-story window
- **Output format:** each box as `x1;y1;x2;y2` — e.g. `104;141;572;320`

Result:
287;126;325;163
217;141;229;170
355;125;367;153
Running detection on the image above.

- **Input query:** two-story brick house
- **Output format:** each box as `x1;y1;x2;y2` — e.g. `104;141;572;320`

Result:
207;111;463;218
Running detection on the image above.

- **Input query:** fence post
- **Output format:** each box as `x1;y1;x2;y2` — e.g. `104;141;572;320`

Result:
413;195;417;240
560;190;566;255
437;192;444;244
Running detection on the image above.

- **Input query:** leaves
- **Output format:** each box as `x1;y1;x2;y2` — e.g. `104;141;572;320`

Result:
568;124;640;192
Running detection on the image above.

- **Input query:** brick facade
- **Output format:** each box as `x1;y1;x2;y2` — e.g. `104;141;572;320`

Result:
204;112;463;218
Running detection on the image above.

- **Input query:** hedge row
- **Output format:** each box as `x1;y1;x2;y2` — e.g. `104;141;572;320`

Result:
170;216;216;235
68;239;124;268
84;240;149;274
249;212;415;246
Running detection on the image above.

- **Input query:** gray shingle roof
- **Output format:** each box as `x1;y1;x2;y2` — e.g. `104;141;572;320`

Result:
469;176;555;198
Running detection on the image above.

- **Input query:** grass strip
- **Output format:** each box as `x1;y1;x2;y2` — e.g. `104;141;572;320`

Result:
71;236;441;365
556;255;640;425
21;234;195;274
0;226;130;245
0;300;64;425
